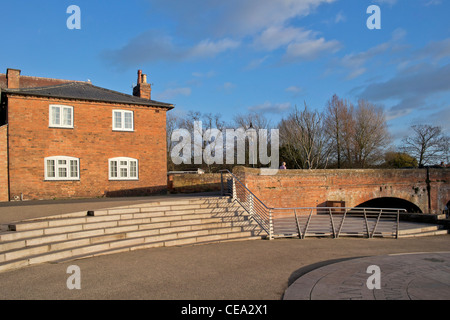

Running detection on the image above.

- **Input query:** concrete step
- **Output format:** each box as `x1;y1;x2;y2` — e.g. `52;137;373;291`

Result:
0;197;265;273
0;217;253;253
0;223;253;262
0;209;256;247
0;213;254;249
272;216;447;239
398;229;449;238
0;227;262;273
6;203;246;232
398;225;443;235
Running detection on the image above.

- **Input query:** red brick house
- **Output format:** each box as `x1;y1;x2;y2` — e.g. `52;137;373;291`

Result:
0;68;173;201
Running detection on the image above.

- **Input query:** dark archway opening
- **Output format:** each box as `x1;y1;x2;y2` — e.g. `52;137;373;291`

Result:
355;197;422;213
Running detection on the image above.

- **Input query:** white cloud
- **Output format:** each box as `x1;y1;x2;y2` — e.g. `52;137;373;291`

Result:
416;38;450;62
105;1;340;67
285;37;341;61
156;87;192;100
101;30;181;67
223;82;236;90
103;31;240;66
245;56;270;70
248;101;291;114
424;0;442;6
153;0;337;38
358;63;450;123
333;28;407;79
253;25;341;62
253;25;312;51
188;38;240;58
286;86;303;94
335;11;346;23
285;86;304;98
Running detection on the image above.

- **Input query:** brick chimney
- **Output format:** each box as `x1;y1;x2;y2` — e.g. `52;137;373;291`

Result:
133;69;151;99
6;68;21;88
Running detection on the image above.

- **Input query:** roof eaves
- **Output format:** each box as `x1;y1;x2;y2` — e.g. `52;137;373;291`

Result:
2;83;174;109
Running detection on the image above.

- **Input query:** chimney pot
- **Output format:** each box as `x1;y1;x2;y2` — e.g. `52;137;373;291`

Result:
137;70;142;84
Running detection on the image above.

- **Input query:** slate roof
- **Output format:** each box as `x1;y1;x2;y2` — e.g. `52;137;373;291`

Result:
1;82;174;109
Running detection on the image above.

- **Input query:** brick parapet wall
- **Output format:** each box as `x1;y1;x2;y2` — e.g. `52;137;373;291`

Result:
168;173;222;193
232;166;449;214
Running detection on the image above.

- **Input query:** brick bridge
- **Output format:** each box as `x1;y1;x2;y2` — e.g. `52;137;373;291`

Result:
233;167;450;215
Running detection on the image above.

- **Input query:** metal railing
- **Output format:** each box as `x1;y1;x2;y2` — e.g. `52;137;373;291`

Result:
271;206;405;239
220;170;273;236
220;169;406;239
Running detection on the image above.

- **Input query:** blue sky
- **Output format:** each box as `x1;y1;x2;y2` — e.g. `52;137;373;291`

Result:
1;0;449;146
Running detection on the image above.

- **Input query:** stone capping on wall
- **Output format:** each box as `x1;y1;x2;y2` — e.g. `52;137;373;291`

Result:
167;172;222;193
231;166;449;215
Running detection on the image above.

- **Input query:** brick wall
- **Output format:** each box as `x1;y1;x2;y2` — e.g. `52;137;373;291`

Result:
168;173;222;193
0;125;8;202
233;166;450;214
6;95;168;200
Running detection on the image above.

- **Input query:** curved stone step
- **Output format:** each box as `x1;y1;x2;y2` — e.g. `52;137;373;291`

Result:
0;197;266;273
0;227;262;273
0;213;254;252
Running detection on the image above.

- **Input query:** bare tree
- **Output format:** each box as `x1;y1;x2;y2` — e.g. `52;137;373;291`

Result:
279;103;331;169
400;124;449;167
233;111;272;130
166;111;183;171
173;111;226;172
230;111;273;167
324;94;354;168
352;99;390;168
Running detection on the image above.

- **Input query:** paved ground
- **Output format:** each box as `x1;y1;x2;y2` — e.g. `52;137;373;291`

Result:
1;235;449;300
0;195;449;303
284;251;450;300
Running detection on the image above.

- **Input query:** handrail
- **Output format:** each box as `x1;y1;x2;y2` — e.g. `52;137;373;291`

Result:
220;169;272;236
219;169;271;210
220;169;407;239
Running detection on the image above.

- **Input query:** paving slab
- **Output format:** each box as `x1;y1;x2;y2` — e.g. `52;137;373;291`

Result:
284;251;450;300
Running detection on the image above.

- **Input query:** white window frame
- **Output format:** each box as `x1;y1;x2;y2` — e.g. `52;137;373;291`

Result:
112;110;134;131
49;105;74;128
44;156;80;181
109;157;138;180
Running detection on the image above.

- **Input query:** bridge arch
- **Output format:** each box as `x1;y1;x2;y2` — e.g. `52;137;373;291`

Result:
355;197;422;213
